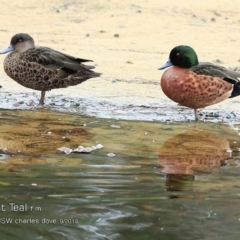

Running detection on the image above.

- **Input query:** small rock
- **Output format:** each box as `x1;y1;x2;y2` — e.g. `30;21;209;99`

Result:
111;124;120;128
213;10;221;17
213;59;223;64
27;100;35;106
57;147;72;154
13;103;20;107
107;153;115;157
58;144;103;154
96;144;104;149
82;147;93;152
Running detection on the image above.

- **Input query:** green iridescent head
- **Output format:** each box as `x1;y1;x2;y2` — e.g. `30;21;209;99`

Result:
159;45;199;70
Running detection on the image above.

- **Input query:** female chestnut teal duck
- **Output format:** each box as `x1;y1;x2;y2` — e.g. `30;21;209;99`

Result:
0;33;101;105
158;45;240;120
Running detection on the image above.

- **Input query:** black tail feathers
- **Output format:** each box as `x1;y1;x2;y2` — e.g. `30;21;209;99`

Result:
230;81;240;98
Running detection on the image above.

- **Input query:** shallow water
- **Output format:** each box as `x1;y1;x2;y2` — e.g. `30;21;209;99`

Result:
0;109;240;240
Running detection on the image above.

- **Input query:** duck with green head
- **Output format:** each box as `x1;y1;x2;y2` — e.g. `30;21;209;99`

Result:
158;45;240;120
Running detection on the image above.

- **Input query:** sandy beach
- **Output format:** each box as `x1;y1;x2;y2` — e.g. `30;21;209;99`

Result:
1;0;240;121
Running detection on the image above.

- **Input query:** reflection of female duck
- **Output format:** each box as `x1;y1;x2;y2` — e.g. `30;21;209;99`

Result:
0;111;93;156
158;130;231;191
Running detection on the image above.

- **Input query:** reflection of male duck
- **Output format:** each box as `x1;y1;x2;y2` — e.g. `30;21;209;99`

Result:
158;130;231;191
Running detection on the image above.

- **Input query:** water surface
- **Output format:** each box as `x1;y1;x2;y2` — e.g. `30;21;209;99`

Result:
0;109;240;240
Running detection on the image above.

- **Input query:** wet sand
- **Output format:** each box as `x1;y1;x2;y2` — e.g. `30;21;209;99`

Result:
1;0;240;122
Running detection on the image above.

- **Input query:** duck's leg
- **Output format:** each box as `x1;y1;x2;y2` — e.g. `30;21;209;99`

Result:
39;91;46;105
194;109;199;121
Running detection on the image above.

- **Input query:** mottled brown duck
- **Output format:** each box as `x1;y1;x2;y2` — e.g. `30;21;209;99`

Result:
0;33;101;105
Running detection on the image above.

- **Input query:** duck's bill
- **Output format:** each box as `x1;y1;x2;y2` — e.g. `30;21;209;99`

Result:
0;45;14;54
158;59;173;70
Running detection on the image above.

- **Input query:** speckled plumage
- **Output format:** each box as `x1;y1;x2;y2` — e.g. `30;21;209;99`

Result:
0;33;101;105
158;45;240;120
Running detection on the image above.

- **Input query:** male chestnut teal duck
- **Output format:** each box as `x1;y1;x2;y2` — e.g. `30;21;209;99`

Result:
158;45;240;120
0;33;101;105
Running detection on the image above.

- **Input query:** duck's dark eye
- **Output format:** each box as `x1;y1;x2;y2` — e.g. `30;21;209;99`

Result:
176;52;180;57
17;38;23;43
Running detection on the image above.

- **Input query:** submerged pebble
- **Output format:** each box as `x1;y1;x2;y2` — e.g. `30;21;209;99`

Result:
111;124;121;128
107;153;115;157
57;147;72;154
